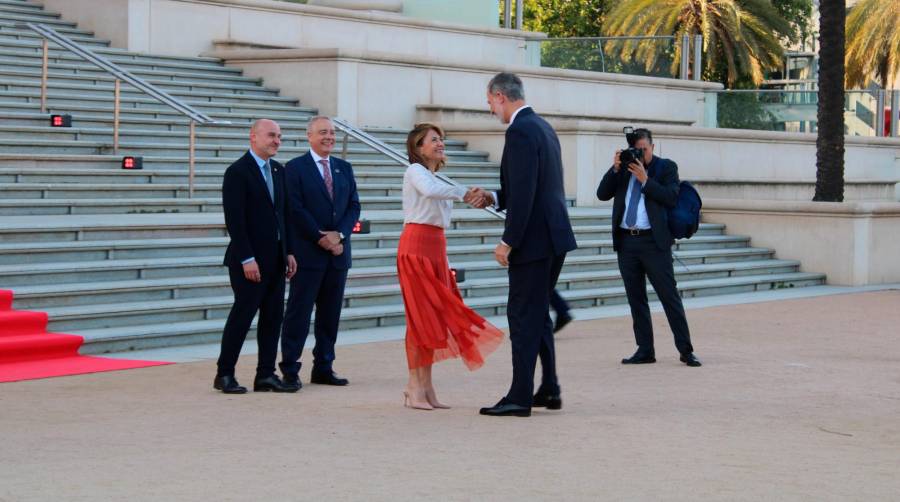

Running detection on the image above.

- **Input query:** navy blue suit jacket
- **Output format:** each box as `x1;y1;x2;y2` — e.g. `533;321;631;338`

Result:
284;152;361;270
495;108;577;265
222;151;293;274
596;155;680;252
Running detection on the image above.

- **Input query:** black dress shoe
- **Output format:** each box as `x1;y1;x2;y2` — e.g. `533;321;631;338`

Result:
680;353;702;367
532;391;562;410
479;399;531;417
310;370;349;386
253;374;297;393
282;374;302;391
553;312;573;333
213;375;247;394
621;351;656;364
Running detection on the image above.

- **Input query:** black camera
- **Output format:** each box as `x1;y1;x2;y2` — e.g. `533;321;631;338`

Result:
619;126;644;167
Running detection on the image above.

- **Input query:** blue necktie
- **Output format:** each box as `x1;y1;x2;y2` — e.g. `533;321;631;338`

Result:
623;176;642;228
262;161;274;202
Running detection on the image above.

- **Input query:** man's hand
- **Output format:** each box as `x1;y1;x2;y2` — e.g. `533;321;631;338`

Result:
494;242;511;267
463;187;482;206
317;234;333;250
330;243;344;256
627;159;648;185
320;230;341;247
242;259;261;283
466;187;494;209
285;254;297;279
613;150;623;173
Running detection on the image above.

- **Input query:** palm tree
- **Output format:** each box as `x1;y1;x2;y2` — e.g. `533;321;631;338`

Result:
845;0;900;90
604;0;791;86
814;0;845;202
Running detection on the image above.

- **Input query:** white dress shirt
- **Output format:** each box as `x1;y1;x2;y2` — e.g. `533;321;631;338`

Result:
402;163;468;229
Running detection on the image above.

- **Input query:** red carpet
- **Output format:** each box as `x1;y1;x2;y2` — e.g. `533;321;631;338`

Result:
0;290;170;383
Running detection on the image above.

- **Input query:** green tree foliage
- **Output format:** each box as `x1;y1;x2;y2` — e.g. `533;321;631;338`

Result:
500;0;606;37
845;0;900;90
604;0;793;86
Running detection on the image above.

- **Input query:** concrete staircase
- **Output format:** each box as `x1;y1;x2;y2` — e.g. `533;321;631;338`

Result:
0;0;826;354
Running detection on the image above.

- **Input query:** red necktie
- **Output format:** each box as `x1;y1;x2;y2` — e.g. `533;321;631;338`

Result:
320;159;333;200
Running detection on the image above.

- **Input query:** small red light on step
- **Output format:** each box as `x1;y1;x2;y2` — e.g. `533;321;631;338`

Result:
50;114;72;127
352;220;370;234
121;156;143;170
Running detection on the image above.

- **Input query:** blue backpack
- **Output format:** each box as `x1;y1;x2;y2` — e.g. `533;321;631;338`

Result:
667;181;701;239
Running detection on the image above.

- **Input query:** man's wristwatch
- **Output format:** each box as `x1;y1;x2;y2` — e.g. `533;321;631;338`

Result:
338;232;345;242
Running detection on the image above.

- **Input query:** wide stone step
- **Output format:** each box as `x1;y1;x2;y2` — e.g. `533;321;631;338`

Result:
11;259;803;310
0;8;73;27
0;102;317;126
0;237;756;287
0;79;298;106
0;168;498;190
0;27;109;47
0;52;243;83
0;125;470;150
0;89;300;113
0;137;490;161
0;43;237;72
47;271;825;349
0;192;535;214
0;18;93;38
0;1;48;12
0;223;727;265
0;69;280;97
0;111;311;131
0;2;64;17
0;209;619;244
0;197;222;215
0;155;499;176
0;54;263;86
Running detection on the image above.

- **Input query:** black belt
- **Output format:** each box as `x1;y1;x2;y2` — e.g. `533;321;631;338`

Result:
621;228;652;236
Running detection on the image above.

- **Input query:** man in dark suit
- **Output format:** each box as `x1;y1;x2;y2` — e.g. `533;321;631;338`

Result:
596;128;701;367
280;116;360;390
475;73;577;417
216;119;298;394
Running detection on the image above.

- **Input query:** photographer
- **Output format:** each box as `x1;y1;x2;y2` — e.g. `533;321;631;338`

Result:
596;128;701;367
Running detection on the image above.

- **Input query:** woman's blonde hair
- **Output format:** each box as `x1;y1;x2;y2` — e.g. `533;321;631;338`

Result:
406;122;446;172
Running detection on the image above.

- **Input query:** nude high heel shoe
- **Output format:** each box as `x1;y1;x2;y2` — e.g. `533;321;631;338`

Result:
403;390;434;410
424;388;451;409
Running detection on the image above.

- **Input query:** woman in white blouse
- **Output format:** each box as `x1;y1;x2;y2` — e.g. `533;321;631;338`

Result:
397;123;504;410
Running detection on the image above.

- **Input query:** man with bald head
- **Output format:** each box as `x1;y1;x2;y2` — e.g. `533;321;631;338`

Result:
216;119;298;394
280;115;360;389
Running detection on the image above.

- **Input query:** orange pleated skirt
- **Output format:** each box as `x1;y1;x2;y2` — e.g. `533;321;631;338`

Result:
397;223;504;370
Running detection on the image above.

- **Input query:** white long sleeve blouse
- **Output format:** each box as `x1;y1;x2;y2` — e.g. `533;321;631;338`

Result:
402;163;468;229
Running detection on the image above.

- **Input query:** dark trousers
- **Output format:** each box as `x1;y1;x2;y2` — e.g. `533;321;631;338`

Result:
217;257;285;378
280;265;348;377
505;253;566;407
550;289;570;315
617;232;693;355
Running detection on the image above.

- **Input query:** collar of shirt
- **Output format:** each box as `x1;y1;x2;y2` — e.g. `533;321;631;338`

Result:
248;148;268;169
508;105;531;126
309;149;330;166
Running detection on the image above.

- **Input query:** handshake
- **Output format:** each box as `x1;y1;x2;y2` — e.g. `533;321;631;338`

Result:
463;187;495;209
317;230;344;256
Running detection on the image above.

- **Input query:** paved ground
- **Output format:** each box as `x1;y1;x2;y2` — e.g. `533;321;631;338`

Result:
2;291;899;501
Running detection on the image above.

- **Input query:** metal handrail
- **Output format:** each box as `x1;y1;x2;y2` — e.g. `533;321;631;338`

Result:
18;22;231;197
331;118;506;220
